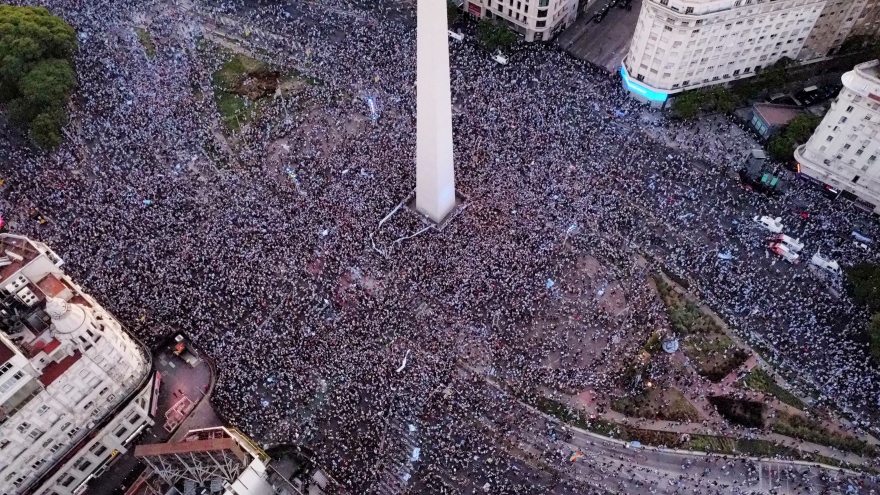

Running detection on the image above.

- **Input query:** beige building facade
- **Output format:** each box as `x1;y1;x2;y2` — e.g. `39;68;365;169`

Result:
621;0;826;105
795;60;880;212
799;0;880;61
462;0;579;41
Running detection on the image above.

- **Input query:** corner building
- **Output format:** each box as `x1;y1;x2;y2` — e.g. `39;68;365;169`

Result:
795;60;880;213
621;0;826;106
462;0;578;41
0;234;155;495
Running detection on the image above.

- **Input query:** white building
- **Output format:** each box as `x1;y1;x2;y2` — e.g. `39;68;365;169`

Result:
0;234;155;495
461;0;578;42
795;60;880;213
621;0;826;106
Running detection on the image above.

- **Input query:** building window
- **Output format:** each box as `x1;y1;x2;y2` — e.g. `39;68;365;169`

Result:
17;422;30;433
91;443;108;457
844;144;851;150
115;426;129;438
0;371;24;394
28;429;44;440
853;175;861;183
75;459;93;472
37;404;50;415
0;362;12;375
60;476;76;488
840;116;848;123
846;105;854;112
537;8;547;17
665;26;673;31
857;149;864;156
870;155;877;163
0;440;9;450
536;20;546;27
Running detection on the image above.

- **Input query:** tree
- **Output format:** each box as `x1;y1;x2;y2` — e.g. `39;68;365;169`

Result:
869;314;880;363
766;114;823;162
447;1;460;26
478;19;516;51
709;87;737;114
847;262;880;313
785;114;823;143
0;5;77;149
671;90;705;120
766;135;795;162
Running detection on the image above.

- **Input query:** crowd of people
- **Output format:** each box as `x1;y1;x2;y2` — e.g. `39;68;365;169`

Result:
2;0;880;492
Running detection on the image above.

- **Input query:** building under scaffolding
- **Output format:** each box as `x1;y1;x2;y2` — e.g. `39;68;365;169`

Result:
133;427;332;495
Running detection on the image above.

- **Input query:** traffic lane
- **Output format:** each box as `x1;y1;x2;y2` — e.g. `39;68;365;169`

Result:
561;428;874;493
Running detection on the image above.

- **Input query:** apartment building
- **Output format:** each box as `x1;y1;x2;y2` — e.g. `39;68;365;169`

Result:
795;60;880;212
0;234;155;495
463;0;579;41
621;0;826;105
798;0;869;60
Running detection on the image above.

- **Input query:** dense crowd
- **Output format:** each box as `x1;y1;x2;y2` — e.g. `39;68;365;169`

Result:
2;0;880;492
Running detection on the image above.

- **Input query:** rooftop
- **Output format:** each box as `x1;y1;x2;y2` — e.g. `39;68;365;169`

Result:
38;351;82;386
856;59;880;81
752;103;805;127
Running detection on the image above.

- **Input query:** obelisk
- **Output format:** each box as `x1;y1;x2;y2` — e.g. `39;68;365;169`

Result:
415;0;457;223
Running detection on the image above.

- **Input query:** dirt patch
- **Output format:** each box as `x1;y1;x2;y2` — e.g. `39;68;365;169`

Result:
231;68;281;99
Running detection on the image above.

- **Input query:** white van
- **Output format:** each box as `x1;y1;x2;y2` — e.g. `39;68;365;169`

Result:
810;252;841;276
769;242;800;264
448;30;464;41
754;216;784;234
774;234;804;252
493;52;508;65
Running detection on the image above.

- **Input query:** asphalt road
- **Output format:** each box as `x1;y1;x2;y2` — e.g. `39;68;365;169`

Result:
556;0;642;71
543;427;873;494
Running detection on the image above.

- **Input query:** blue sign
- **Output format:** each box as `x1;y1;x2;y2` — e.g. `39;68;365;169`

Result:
620;66;669;103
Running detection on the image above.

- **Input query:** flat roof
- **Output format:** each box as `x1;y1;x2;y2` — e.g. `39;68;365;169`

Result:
0;236;41;282
0;339;15;364
39;351;82;386
37;274;67;298
753;103;805;127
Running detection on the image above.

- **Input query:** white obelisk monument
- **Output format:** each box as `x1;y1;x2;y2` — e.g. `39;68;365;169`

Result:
415;0;457;223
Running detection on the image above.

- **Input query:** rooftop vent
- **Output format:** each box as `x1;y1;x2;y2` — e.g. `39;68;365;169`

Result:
16;288;38;307
5;275;27;294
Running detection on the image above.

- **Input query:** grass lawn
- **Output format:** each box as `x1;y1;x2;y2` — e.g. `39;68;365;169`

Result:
654;275;749;382
771;411;878;457
135;28;156;59
611;387;700;422
690;434;736;453
531;394;863;469
211;53;268;132
742;367;807;410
